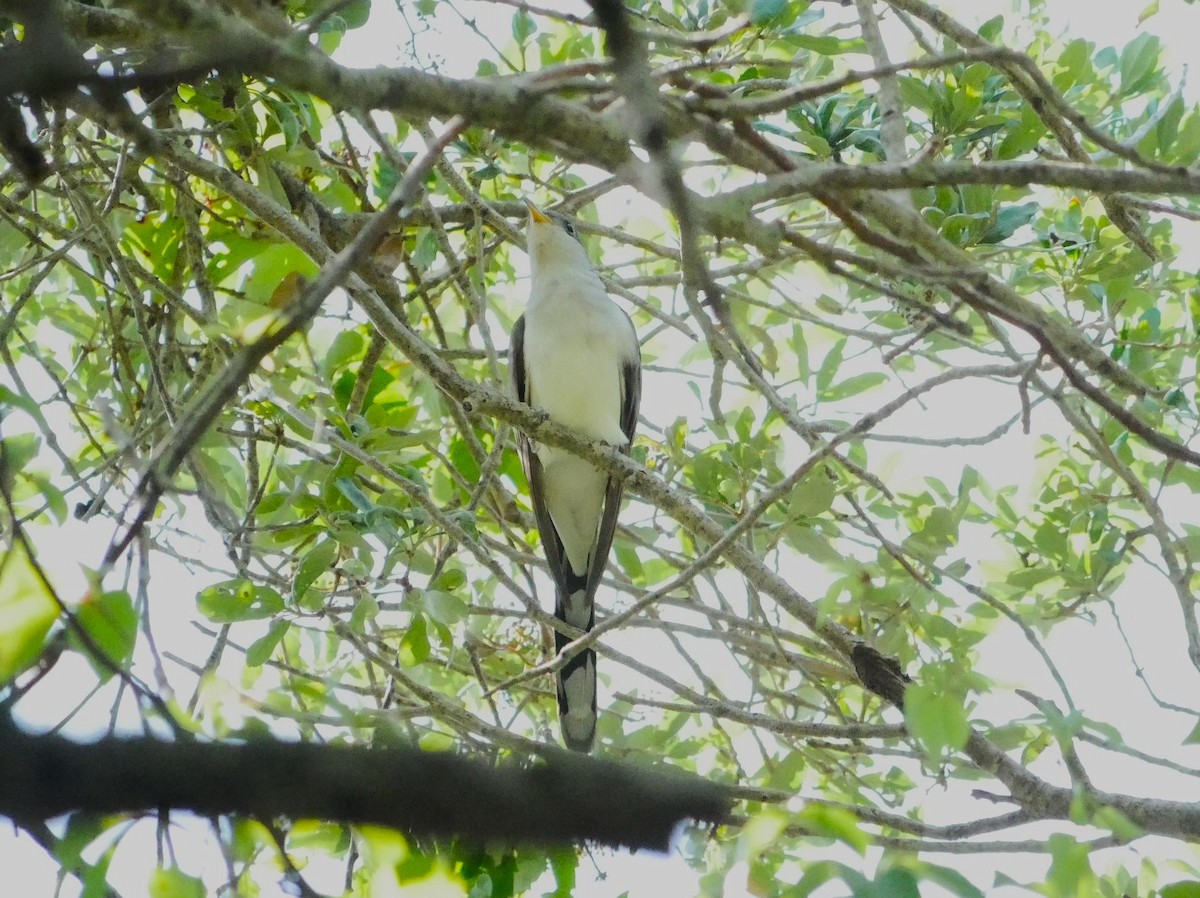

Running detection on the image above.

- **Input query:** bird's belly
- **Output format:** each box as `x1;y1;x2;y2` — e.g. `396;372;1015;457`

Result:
524;312;627;444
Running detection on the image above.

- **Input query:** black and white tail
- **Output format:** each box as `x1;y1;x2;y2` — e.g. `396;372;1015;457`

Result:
555;567;596;752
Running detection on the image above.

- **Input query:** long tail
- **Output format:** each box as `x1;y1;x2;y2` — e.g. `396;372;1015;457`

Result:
555;566;596;752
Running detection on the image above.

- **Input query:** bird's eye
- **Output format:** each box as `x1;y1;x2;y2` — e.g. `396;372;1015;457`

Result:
549;213;583;243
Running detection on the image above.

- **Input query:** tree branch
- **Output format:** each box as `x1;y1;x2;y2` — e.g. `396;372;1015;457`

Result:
0;720;731;850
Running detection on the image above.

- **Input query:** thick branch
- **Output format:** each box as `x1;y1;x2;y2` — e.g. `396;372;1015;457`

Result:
50;0;631;169
0;723;731;850
854;0;908;168
725;159;1200;205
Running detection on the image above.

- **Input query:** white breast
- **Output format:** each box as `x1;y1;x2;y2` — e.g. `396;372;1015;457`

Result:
522;269;634;446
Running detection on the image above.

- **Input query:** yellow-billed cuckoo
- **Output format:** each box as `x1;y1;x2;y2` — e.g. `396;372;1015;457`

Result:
509;201;641;752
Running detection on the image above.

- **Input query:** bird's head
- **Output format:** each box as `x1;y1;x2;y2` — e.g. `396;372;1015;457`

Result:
525;200;591;275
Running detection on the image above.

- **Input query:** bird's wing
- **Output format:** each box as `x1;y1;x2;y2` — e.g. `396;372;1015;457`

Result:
583;331;641;602
510;313;527;403
619;323;643;444
511;314;571;591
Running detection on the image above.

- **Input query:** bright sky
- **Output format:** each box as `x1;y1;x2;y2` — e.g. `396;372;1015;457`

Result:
5;1;1200;896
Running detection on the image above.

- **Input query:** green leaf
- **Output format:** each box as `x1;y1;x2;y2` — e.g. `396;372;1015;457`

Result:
874;868;920;898
149;867;206;898
1057;39;1092;87
1183;718;1200;744
336;365;395;413
372;156;400;200
316;14;346;53
78;839;116;898
448;436;481;484
467;872;493;898
433;568;466;591
198;579;285;623
1162;883;1200;898
70;590;137;678
922;506;958;544
1171;108;1200;164
739;809;789;860
245;618;290;666
469;163;502;184
547;848;578;898
750;0;788;25
511;9;536;43
335;477;374;512
421;589;468;627
904;682;970;756
1090;805;1142;842
1118;32;1161;96
411;230;439;271
323;329;364;381
790;468;836;517
0;433;40;494
1046;834;1095;897
815;339;846;394
917;862;985;898
349;591;379;632
977;15;1004;42
398;614;430;666
54;814;107;871
1021;730;1053;765
823;372;887;401
418;730;455;752
794;861;869;897
1165;386;1188;408
338;0;371;28
795;803;870;855
264;96;300;148
964;122;1007;144
996;105;1047;158
251;157;288;206
289;820;349;853
240;243;318;307
26;472;68;524
979;202;1039;245
790;34;862;55
293;540;338;600
0;542;59;681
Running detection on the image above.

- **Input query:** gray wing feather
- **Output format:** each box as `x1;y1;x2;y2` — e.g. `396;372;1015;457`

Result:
512;314;571;590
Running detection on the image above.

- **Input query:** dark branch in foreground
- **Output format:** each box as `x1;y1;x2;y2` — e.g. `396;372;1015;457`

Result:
0;721;731;850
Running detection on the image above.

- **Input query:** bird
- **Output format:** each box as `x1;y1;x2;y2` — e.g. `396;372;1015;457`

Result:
509;200;641;752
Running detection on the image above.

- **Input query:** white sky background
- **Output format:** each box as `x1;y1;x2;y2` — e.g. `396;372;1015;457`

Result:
6;0;1200;896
